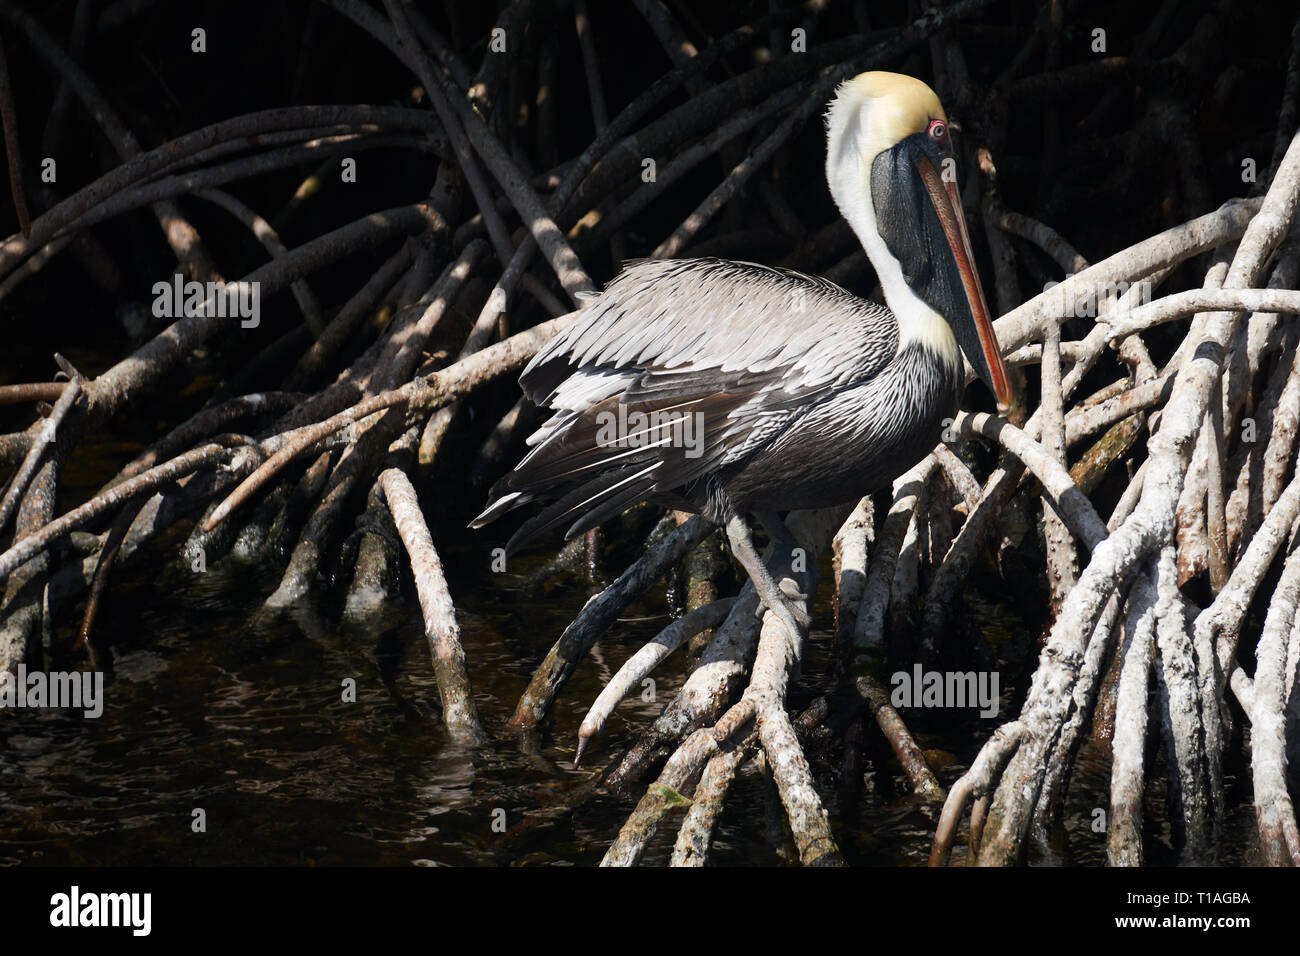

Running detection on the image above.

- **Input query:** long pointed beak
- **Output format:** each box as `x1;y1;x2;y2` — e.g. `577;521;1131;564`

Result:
916;157;1014;411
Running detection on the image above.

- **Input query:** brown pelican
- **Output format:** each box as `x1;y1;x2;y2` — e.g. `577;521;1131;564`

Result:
472;72;1013;644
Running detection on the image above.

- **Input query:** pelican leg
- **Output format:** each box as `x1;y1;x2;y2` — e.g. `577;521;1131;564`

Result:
724;514;810;650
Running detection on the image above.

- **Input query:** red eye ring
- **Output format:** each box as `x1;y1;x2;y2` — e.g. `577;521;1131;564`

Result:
928;119;947;142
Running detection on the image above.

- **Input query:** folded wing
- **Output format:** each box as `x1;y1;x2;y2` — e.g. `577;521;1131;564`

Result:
472;258;898;550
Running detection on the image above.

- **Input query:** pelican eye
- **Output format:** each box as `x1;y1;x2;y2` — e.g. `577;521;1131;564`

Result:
927;119;947;143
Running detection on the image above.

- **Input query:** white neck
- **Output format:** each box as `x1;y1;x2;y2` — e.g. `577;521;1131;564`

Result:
824;95;959;368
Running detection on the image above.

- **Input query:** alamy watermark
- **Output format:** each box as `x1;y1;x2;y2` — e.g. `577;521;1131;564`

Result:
890;664;999;718
0;665;103;718
50;886;150;936
152;274;261;328
593;406;706;458
1040;276;1154;318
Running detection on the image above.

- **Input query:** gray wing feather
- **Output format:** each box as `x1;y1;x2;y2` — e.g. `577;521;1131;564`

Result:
480;258;900;541
523;258;897;406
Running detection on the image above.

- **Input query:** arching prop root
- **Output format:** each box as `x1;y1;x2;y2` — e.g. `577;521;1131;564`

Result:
927;129;1300;866
595;507;847;867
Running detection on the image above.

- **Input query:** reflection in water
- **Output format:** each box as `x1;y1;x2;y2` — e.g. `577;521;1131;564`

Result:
0;541;1244;866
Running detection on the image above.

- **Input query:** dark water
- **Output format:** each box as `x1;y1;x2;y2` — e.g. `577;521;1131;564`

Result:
0;534;1258;867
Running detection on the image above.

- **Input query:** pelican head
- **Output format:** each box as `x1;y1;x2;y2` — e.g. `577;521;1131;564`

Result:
825;72;1013;410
